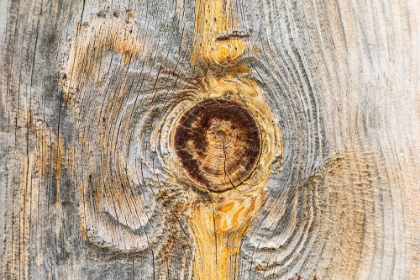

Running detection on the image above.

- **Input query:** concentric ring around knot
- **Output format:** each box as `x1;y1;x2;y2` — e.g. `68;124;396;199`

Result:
174;99;261;192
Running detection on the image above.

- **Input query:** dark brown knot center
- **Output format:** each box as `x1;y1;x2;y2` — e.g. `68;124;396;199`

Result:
174;99;261;192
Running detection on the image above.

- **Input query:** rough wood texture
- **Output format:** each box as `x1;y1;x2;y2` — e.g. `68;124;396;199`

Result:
1;0;419;279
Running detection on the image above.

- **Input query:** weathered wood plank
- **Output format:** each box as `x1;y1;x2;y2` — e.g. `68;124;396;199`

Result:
1;0;419;279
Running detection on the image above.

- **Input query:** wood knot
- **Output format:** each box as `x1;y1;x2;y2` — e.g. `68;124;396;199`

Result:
210;39;244;66
174;99;261;192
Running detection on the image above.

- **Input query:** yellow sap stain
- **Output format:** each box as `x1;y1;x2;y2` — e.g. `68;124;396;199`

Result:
192;0;245;67
188;189;265;280
211;39;244;65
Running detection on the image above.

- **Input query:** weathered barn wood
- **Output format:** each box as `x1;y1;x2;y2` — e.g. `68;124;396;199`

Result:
0;0;419;279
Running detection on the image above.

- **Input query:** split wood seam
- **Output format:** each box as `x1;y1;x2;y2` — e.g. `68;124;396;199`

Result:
169;0;283;279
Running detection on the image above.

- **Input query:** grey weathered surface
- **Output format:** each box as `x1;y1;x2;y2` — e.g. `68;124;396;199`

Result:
1;0;420;279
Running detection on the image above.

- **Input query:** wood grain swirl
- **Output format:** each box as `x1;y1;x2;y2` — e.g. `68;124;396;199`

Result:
0;0;419;279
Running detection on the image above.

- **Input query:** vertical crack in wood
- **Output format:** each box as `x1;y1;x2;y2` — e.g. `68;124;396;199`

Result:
222;140;235;189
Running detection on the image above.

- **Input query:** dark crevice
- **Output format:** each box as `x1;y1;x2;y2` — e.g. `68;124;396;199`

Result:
222;141;235;188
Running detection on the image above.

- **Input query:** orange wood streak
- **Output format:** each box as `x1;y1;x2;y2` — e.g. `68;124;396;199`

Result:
189;189;265;280
185;1;283;279
192;0;244;67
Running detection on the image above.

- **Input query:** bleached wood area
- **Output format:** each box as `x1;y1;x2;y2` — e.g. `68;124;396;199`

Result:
0;0;419;279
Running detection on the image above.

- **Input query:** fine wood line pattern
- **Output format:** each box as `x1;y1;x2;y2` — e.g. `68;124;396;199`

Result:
0;0;419;279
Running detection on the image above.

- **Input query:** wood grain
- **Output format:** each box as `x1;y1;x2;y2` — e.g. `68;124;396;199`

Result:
0;0;419;279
